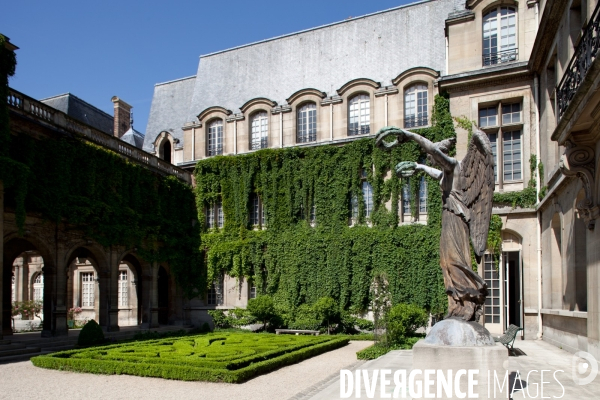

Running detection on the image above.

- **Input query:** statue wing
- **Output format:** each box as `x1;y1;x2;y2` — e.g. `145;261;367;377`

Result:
460;128;495;257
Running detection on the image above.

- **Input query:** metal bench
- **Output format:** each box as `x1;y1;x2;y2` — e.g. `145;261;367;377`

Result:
494;324;523;351
275;329;320;336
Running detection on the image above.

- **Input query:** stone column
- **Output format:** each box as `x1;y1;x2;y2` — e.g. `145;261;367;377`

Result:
106;249;119;331
149;261;159;328
52;246;68;336
20;256;29;301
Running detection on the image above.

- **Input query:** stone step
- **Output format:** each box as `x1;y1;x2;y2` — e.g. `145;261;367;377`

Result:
0;340;11;345
0;346;40;358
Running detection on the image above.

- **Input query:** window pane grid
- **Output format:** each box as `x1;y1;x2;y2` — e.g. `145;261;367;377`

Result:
479;106;498;127
418;177;427;213
297;103;316;143
503;130;522;181
207;120;223;156
348;94;370;136
81;272;95;307
483;7;517;66
488;133;498;182
484;254;500;324
501;103;521;124
217;199;224;228
405;85;428;128
362;181;373;219
402;182;411;215
250;194;260;226
251;112;268;150
118;271;128;307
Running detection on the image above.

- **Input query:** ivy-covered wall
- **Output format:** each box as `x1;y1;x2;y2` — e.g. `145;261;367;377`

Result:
194;95;458;314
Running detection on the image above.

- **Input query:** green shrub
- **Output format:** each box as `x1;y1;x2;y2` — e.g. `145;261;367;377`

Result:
200;322;211;333
247;295;275;330
228;308;257;327
386;303;428;345
354;318;374;331
356;336;421;360
77;320;105;346
313;297;340;334
31;332;349;383
208;310;230;329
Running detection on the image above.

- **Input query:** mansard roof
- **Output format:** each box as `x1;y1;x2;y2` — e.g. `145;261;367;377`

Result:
41;93;114;135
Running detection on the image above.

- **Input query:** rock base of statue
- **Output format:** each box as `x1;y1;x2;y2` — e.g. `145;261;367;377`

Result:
412;319;509;399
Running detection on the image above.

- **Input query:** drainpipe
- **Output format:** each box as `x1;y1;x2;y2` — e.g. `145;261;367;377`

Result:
534;74;543;339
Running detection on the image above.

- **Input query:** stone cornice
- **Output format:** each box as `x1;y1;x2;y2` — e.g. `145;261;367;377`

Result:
239;97;277;113
286;88;327;105
336;78;380;96
321;96;343;105
374;86;399;97
197;106;232;121
392;67;440;86
439;62;531;92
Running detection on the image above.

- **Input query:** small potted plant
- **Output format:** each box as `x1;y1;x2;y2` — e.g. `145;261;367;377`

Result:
67;307;82;328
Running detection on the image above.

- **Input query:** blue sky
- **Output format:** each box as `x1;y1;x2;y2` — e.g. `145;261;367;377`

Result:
2;0;417;134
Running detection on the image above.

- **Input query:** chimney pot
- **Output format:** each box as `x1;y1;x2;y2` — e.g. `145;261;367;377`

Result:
111;96;133;138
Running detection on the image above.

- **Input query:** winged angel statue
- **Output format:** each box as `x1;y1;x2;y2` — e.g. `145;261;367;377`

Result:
376;127;495;322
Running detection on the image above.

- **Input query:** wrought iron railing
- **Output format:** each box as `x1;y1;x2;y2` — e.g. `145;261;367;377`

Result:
6;87;191;184
556;2;600;120
482;48;519;66
348;124;370;136
404;115;429;128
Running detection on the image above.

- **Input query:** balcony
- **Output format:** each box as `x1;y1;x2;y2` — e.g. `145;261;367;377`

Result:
556;2;600;121
483;48;519;67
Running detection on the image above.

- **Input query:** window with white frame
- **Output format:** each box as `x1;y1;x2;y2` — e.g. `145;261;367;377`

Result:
348;94;370;136
478;102;522;183
418;177;427;214
483;6;517;66
249;286;257;299
33;273;44;302
350;171;373;224
250;111;268;150
484;254;500;324
404;84;428;128
81;272;95;307
297;103;317;143
207;278;223;306
11;274;16;302
205;199;224;229
207;119;223;156
118;270;128;307
402;181;411;216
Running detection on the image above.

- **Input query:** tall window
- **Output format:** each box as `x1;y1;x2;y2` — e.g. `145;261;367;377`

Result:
207;119;223;156
362;181;373;219
419;177;427;213
249;286;257;299
81;272;95;307
483;7;517;66
402;182;411;216
249;194;265;227
207;279;223;306
478;102;522;183
297;103;317;143
11;274;16;302
33;273;44;302
404;85;428;128
484;254;500;324
118;271;128;307
205;199;224;229
250;111;268;150
348;94;370;136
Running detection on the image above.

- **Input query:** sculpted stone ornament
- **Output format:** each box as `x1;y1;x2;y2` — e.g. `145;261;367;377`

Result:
376;126;495;323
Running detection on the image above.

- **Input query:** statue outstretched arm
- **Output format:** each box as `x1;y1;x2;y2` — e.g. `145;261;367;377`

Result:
395;161;442;180
401;129;456;172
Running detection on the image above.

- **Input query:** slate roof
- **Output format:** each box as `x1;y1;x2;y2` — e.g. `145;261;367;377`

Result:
143;76;196;152
121;126;145;149
145;0;461;151
41;93;114;135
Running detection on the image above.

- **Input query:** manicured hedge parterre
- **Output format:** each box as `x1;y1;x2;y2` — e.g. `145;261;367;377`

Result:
31;332;348;383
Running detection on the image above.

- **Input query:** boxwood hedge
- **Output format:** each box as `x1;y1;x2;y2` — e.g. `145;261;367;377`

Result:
31;332;348;383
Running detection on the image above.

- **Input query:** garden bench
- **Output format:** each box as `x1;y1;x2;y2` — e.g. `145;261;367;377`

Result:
275;329;320;336
494;324;523;351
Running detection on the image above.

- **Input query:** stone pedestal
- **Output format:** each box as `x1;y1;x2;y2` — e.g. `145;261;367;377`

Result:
412;319;509;399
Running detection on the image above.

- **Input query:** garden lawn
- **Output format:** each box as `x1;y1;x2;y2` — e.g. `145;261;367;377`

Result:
31;332;348;383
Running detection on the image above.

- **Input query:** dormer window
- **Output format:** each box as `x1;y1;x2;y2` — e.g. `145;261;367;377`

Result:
250;111;268;150
404;84;428;128
297;103;317;143
348;94;370;136
207;119;223;156
483;6;517;66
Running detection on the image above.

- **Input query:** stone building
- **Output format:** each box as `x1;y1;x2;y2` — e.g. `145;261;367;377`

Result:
142;0;600;359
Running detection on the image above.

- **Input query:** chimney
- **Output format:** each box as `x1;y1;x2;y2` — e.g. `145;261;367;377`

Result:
111;96;132;138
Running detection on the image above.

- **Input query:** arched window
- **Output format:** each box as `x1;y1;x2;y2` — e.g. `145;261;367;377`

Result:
404;84;428;128
348;94;370;136
297;103;317;143
483;6;517;66
207;119;223;156
250;111;269;150
161;140;172;163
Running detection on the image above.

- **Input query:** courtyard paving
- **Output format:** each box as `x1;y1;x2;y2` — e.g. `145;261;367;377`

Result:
302;339;600;399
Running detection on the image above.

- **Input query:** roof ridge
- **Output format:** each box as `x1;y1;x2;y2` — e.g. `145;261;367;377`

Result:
155;75;197;87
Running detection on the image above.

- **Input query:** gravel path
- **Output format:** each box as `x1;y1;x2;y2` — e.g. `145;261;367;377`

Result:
0;341;372;400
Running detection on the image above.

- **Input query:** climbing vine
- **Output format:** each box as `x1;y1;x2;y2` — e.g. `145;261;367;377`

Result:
492;154;540;208
194;95;459;314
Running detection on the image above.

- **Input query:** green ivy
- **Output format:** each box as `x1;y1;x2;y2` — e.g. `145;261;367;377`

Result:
194;95;458;314
3;135;204;298
492;154;539;208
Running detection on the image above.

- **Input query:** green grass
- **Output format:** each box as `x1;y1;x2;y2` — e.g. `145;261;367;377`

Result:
31;332;348;383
